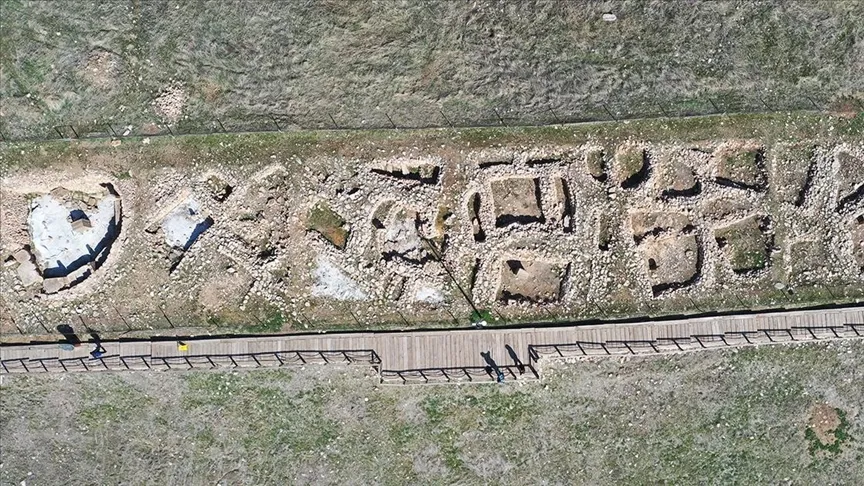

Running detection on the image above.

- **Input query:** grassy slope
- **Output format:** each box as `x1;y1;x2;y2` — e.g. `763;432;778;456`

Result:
1;0;863;139
1;340;862;484
3;111;861;172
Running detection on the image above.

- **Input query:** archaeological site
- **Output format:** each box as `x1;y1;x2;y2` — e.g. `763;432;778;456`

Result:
1;118;863;335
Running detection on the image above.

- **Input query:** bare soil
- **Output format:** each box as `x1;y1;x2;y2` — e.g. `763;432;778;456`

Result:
809;403;843;446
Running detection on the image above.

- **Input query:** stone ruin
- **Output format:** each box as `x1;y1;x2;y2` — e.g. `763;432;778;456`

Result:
13;185;121;294
490;177;544;227
497;259;568;303
835;149;864;210
713;141;766;190
850;212;864;271
145;195;213;271
7;138;864;328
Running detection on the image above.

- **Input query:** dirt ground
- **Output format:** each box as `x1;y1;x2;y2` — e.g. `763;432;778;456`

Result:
1;112;863;338
1;339;862;485
2;1;863;139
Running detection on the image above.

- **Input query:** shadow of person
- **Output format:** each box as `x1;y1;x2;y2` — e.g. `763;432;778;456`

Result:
505;344;525;374
56;324;81;347
480;351;505;383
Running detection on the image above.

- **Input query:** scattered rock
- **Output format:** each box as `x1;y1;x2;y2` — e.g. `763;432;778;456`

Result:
629;210;692;243
152;83;188;124
81;48;121;89
807;404;847;452
834;149;864;209
772;143;815;206
612;144;647;188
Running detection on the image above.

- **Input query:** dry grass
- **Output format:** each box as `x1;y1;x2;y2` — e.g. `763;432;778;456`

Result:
2;340;863;484
2;1;863;139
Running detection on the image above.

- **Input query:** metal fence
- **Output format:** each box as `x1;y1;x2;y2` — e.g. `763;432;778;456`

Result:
528;323;864;362
0;348;380;374
3;323;863;383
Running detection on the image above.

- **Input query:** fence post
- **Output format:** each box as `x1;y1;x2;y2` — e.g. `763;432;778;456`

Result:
328;113;340;129
348;307;362;326
707;98;721;113
110;302;132;331
159;307;175;328
439;109;454;128
601;103;618;122
493;108;507;127
35;315;50;334
385;113;397;129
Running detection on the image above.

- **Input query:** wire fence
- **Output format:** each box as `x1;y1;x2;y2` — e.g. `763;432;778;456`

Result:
2;92;861;144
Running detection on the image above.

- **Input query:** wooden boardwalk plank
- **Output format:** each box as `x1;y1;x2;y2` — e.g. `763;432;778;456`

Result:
4;306;864;375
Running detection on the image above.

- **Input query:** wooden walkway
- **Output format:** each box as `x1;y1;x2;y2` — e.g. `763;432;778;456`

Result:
2;306;864;383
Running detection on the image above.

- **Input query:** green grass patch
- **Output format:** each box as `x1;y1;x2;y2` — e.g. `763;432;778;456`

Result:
469;309;493;323
806;407;852;456
307;202;349;250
